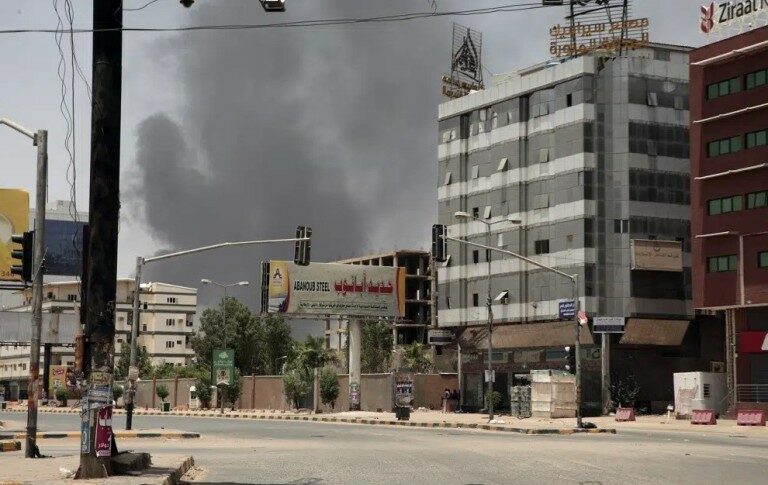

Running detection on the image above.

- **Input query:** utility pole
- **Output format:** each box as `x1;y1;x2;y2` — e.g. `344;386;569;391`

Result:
125;257;143;431
0;119;48;458
485;224;494;421
78;0;122;478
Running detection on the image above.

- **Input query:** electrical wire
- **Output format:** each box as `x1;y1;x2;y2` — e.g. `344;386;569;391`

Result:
123;0;163;12
0;2;550;35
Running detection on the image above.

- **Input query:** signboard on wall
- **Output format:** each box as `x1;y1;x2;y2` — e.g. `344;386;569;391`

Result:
631;239;683;272
428;329;453;346
738;331;768;353
266;261;405;317
700;1;768;37
0;189;29;281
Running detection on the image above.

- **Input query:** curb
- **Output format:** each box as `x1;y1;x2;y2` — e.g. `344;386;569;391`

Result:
165;455;195;485
0;440;21;452
0;432;200;440
1;408;616;435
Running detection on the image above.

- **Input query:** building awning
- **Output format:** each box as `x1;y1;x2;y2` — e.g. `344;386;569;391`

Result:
458;321;594;350
619;318;690;346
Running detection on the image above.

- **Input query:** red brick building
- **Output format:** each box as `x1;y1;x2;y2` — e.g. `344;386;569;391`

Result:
690;26;768;411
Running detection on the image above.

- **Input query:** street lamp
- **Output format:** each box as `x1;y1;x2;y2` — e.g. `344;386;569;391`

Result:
275;355;288;374
1;117;47;458
200;279;250;349
453;211;521;421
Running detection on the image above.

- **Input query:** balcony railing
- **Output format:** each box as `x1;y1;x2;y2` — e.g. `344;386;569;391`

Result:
737;384;768;403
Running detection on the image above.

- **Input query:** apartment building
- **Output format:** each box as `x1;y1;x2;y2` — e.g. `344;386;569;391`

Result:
0;279;197;400
437;43;723;412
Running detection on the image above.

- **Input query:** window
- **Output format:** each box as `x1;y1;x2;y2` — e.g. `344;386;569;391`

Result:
534;240;550;255
177;340;182;345
497;233;504;247
746;129;768;148
67;294;77;301
707;255;738;273
186;320;193;327
654;49;671;61
165;341;175;349
566;93;573;107
472;207;479;218
759;251;768;268
444;171;452;186
497;158;508;171
646;92;658;106
167;297;178;303
472;293;479;307
708;136;742;157
746;68;768;89
117;338;123;344
471;165;480;179
483;206;492;219
142;324;147;332
747;190;768;209
706;76;741;99
614;219;629;234
472;250;479;264
166;318;175;327
708;195;743;215
445;296;451;309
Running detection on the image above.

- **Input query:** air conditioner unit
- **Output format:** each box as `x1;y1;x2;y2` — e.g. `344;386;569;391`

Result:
710;361;726;373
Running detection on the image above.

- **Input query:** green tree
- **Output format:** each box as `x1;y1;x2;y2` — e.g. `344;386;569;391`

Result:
156;384;169;403
402;342;433;373
55;387;69;407
610;372;640;409
262;314;294;375
224;368;243;410
195;370;213;409
114;345;153;380
290;336;338;377
112;385;124;402
191;296;265;375
319;367;340;410
485;390;502;409
361;320;393;373
283;369;310;410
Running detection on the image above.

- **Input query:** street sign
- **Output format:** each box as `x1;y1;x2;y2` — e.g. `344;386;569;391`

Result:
95;406;113;458
558;300;576;320
593;317;625;333
427;328;453;346
212;348;235;386
484;370;496;383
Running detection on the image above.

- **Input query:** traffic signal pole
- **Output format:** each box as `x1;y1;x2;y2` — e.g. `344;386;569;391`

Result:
27;129;47;458
124;236;308;430
441;234;585;429
0;119;48;457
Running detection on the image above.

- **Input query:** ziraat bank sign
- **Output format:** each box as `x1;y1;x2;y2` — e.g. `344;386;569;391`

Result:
700;1;768;34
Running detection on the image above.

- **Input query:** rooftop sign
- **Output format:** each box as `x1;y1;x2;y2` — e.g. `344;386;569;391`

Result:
700;1;768;36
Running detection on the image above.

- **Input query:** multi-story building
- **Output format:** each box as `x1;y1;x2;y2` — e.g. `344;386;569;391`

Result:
326;251;434;354
0;279;197;400
690;26;768;412
437;43;723;413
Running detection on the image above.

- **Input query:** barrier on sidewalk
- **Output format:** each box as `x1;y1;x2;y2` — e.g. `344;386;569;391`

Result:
615;407;635;422
737;410;766;426
690;409;716;425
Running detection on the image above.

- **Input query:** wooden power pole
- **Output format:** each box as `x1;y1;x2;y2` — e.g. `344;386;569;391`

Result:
77;0;122;478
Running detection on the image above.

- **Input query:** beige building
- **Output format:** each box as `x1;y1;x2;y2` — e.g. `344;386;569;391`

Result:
0;279;197;400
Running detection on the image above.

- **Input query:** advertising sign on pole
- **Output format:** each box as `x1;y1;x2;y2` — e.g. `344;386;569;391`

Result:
212;348;235;386
558;300;576;320
266;261;406;317
80;404;91;454
0;189;29;281
42;220;86;276
48;365;68;394
95;406;113;458
593;317;626;334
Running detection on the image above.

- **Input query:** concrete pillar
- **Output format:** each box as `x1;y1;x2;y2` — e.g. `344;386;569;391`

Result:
601;333;611;415
348;319;362;410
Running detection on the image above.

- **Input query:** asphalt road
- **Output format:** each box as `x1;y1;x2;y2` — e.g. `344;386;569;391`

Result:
3;411;768;484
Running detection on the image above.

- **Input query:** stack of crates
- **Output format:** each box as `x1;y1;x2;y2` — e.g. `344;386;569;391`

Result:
510;385;532;418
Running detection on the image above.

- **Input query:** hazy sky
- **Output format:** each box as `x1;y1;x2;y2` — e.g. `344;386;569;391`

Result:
0;0;708;313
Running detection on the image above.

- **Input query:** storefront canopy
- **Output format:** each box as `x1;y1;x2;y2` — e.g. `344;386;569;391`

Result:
619;318;690;346
458;321;594;351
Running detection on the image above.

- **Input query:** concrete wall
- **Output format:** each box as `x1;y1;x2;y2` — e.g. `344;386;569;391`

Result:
361;374;393;412
118;378;198;410
413;373;459;410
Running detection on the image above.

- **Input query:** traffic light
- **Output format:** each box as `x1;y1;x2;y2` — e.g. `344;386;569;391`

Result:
260;0;286;12
10;230;34;283
431;224;447;262
294;226;312;266
564;345;576;374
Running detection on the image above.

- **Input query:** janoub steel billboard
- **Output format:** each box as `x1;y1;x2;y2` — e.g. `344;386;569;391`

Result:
266;261;405;317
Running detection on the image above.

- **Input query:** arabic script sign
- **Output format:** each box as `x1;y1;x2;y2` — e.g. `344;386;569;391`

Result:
267;261;405;317
631;239;683;272
550;17;649;58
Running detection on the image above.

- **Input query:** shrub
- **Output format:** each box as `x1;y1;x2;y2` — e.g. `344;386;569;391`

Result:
283;369;311;410
156;384;169;403
319;367;340;410
55;387;69;407
484;390;502;410
112;385;124;402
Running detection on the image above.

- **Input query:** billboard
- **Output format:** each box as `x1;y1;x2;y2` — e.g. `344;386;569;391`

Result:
631;239;683;272
266;261;405;317
49;365;70;394
0;189;30;281
42;219;86;276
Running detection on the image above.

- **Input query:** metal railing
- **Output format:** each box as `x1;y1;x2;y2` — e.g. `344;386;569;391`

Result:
737;384;768;403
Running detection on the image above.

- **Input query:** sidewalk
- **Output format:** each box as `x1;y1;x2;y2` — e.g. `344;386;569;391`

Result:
0;417;199;441
5;405;767;436
0;452;193;484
